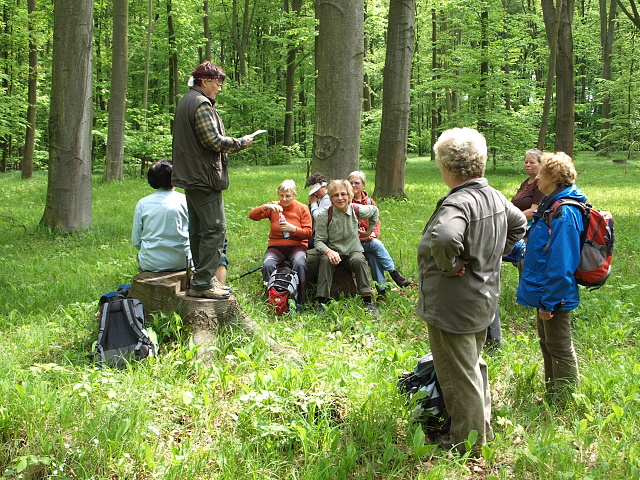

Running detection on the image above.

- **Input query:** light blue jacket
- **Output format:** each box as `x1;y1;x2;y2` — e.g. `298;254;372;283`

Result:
517;184;587;312
132;189;191;272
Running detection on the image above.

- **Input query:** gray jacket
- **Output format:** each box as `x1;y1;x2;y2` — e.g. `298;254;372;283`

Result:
417;178;526;334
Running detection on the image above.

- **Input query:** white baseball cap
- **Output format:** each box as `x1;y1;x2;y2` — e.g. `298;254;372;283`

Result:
308;182;327;196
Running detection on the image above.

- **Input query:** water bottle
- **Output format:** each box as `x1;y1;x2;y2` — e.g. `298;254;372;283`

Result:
279;213;290;239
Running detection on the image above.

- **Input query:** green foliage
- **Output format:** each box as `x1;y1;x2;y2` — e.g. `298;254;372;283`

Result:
1;154;640;478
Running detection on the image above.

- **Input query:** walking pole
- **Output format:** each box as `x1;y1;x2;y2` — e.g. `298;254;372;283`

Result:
230;265;262;283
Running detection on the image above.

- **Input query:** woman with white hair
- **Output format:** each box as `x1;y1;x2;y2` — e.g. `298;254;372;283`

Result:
249;180;312;306
417;128;526;455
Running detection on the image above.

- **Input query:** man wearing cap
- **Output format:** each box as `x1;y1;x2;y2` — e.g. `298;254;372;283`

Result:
172;61;254;299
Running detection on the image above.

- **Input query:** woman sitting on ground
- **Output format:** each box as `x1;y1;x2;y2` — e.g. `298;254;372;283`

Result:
248;180;312;306
347;170;411;295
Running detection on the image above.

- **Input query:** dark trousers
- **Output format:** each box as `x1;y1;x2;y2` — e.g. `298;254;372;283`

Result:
317;251;371;298
263;246;307;303
185;189;226;290
536;309;578;403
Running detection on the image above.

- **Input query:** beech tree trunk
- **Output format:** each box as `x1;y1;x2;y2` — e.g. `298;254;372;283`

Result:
554;0;575;158
41;0;93;232
373;0;415;199
312;0;364;179
103;0;128;182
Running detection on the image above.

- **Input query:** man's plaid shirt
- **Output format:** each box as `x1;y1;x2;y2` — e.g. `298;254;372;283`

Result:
193;102;246;153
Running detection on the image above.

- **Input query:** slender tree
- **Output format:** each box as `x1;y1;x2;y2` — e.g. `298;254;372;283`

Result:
103;0;128;182
539;0;562;150
373;0;415;198
599;0;617;152
41;0;93;231
284;0;303;146
312;0;364;178
22;0;37;179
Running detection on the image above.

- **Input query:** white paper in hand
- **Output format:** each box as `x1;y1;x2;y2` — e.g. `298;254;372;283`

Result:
249;129;267;137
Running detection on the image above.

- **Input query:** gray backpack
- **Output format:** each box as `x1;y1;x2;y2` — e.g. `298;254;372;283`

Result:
94;288;156;368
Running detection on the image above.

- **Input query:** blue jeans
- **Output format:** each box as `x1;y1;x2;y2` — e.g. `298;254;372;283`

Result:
362;239;395;290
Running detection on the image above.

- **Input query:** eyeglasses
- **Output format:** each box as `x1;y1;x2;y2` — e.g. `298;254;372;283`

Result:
332;192;349;197
349;181;362;185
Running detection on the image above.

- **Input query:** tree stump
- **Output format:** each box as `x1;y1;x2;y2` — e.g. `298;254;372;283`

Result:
130;272;300;363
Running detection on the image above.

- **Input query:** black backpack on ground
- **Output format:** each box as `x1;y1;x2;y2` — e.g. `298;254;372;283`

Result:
397;352;450;434
94;285;156;368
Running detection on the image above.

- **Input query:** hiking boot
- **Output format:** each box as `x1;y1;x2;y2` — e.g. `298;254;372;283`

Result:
211;278;232;292
389;269;411;287
317;303;326;314
187;285;231;300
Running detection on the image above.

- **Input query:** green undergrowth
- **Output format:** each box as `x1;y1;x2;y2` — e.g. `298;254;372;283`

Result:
0;154;639;479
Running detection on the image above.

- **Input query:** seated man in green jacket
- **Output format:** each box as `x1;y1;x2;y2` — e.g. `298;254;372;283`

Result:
314;179;379;314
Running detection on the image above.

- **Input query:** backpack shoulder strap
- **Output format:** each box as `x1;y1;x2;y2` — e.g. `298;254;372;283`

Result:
544;198;589;252
94;300;112;363
327;205;333;225
546;198;588;227
121;299;155;353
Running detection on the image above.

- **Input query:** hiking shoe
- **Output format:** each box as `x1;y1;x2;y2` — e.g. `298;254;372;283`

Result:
317;303;326;314
389;269;411;287
211;278;232;292
187;285;231;300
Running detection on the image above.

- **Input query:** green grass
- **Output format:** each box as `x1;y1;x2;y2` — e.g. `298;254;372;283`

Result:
1;154;639;479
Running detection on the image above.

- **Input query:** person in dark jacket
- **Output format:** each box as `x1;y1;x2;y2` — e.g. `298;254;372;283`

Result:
517;152;585;406
417;127;526;455
172;61;254;299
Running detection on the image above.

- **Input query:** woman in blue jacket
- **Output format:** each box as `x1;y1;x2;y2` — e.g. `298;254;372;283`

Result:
517;152;586;405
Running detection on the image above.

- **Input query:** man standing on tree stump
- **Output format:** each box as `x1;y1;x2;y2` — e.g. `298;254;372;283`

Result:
172;61;254;299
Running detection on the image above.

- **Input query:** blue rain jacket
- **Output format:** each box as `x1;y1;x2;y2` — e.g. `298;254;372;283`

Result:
516;184;587;312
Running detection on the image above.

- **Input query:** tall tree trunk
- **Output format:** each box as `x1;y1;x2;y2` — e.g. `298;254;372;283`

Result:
430;8;438;156
103;0;128;182
599;0;617;153
538;0;562;150
167;0;179;115
41;0;93;232
22;0;37;180
284;0;302;146
555;0;575;157
204;0;211;61
478;9;489;131
141;0;153;176
312;0;364;179
373;0;415;198
229;0;256;80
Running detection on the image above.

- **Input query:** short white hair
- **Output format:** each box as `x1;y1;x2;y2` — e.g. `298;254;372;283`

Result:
348;170;366;184
278;179;297;195
433;127;487;179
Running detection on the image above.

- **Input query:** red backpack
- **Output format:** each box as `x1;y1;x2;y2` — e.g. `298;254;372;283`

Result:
266;267;299;315
545;199;615;289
